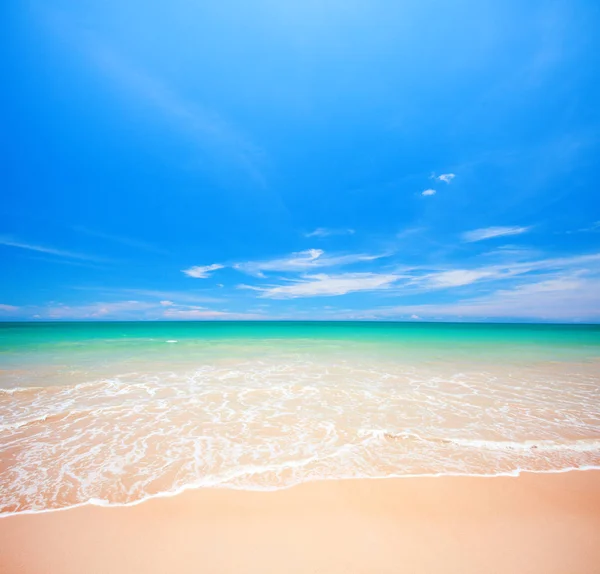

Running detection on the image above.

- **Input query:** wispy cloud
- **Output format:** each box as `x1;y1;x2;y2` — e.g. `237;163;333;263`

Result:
396;227;426;239
304;228;355;238
42;300;157;319
234;249;388;277
73;226;168;254
435;173;456;184
241;272;401;299
406;252;600;291
26;299;257;320
462;226;531;242
0;236;103;262
84;44;266;186
37;7;268;187
565;221;600;234
75;287;223;304
182;264;225;279
0;304;19;314
357;273;600;321
424;269;497;288
421;189;436;196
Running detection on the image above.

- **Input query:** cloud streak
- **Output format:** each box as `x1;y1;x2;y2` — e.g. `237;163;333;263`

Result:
73;227;168;254
242;272;401;299
83;43;266;186
462;226;530;242
0;236;103;262
304;228;355;238
234;249;389;277
37;7;268;187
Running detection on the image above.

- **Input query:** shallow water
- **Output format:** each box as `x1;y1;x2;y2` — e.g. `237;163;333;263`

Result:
1;321;599;515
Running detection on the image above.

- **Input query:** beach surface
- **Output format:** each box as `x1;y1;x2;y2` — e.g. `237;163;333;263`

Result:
2;470;600;574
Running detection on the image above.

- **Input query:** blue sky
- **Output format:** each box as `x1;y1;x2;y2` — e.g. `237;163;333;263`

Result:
2;0;600;321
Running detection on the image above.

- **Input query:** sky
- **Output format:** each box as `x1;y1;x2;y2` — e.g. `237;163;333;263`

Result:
2;0;600;322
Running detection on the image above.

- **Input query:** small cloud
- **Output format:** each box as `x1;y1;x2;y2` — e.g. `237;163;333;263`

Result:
305;228;355;238
422;189;436;196
160;300;174;306
410;314;420;320
462;226;530;243
182;263;224;278
435;173;455;184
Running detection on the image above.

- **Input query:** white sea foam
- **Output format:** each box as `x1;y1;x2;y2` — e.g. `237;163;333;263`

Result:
1;355;599;516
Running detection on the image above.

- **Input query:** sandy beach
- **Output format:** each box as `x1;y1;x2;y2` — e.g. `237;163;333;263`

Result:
2;470;599;574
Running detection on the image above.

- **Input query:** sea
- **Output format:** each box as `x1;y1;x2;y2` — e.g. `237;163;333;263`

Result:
1;321;599;515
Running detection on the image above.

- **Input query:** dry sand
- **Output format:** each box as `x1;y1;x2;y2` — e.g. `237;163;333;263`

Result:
1;470;600;574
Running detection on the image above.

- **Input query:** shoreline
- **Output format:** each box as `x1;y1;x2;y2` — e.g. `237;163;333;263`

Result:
1;465;599;519
2;470;599;573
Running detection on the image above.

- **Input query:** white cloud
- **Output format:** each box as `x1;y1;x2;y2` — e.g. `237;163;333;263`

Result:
421;189;436;196
305;228;355;238
245;272;401;299
0;304;19;313
436;173;456;183
236;250;600;302
182;264;224;278
234;249;387;277
160;300;174;306
462;226;530;242
0;236;102;261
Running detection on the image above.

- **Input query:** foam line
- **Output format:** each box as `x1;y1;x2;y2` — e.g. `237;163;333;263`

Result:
1;466;598;519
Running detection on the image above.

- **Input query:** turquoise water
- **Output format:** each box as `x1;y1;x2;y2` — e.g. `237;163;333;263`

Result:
2;322;600;377
1;321;599;514
3;321;600;349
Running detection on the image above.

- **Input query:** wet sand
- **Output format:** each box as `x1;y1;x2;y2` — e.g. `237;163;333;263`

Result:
1;471;599;574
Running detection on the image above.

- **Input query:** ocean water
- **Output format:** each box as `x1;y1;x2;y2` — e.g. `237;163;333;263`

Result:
1;321;599;515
